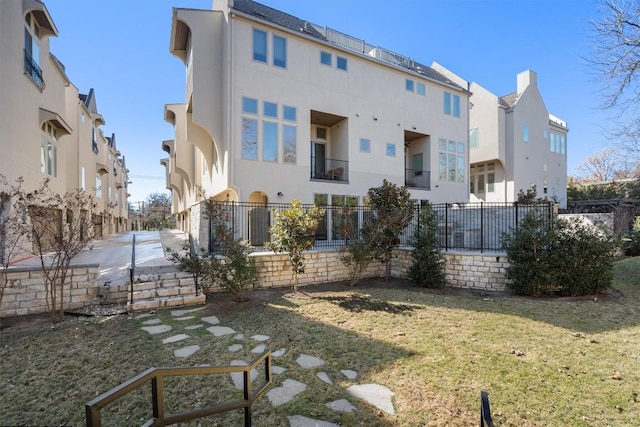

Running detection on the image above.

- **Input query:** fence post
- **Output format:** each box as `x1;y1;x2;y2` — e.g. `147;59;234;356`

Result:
480;202;484;253
445;203;449;251
515;202;519;228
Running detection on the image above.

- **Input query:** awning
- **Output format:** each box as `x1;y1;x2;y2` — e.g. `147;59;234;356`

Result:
39;108;72;136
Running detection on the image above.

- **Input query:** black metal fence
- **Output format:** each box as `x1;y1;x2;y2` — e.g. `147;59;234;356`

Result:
206;201;555;255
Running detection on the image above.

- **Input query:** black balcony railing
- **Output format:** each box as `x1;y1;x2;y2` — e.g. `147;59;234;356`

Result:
310;156;349;182
24;49;45;91
405;169;431;189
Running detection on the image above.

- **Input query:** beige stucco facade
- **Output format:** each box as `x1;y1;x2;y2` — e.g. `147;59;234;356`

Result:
435;64;569;207
163;0;472;245
0;0;130;250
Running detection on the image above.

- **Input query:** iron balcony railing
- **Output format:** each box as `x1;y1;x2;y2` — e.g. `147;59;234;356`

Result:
310;156;349;182
206;201;555;254
23;49;45;91
405;169;431;190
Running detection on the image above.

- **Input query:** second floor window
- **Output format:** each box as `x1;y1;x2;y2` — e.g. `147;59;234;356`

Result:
40;122;57;177
253;28;267;63
444;92;461;117
273;35;286;68
24;14;43;89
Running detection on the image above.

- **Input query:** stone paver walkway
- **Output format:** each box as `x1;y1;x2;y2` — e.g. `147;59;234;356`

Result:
136;307;396;425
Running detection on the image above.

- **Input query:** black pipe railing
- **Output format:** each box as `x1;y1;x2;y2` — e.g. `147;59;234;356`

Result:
188;233;199;296
129;234;136;304
310;156;349;182
86;350;272;427
480;391;494;426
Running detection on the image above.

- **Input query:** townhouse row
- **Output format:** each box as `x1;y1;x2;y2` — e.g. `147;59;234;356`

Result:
0;0;130;258
161;0;569;250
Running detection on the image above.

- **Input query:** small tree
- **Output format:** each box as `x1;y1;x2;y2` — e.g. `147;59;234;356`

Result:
0;176;31;315
212;240;257;301
165;234;207;296
365;180;414;279
27;185;95;322
409;203;446;288
266;200;323;292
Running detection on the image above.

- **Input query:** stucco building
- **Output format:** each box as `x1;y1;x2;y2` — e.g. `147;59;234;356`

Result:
162;0;472;246
435;65;569;208
0;0;130;249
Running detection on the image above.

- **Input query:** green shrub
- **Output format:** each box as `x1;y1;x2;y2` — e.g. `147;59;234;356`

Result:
409;203;446;288
623;217;640;256
212;240;258;301
340;238;375;286
502;212;618;296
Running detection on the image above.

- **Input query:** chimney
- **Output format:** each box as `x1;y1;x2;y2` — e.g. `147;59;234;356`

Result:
517;70;537;93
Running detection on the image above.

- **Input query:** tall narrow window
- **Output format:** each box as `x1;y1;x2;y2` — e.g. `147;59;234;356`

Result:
523;125;529;142
417;82;425;96
283;125;297;163
273;35;286;68
438;138;465;182
96;174;102;199
470;128;479;149
253;29;267;63
443;92;451;115
453;95;460;117
242;118;258;160
40;123;57;177
263;121;278;162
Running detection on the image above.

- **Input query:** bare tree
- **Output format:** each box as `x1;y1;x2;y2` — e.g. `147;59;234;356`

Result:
590;0;640;154
576;147;621;182
140;192;173;230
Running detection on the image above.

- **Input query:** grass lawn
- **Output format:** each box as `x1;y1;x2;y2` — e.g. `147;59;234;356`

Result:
1;257;639;426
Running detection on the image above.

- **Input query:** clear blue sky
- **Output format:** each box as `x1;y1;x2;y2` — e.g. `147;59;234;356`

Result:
46;0;608;203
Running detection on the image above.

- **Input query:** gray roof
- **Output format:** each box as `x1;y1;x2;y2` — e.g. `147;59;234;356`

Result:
499;92;520;108
231;0;465;91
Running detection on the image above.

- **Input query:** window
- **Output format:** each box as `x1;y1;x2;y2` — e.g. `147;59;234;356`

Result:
263;101;278;118
417;82;425;96
273;35;286;68
24;13;42;89
283;125;296;163
550;132;566;154
359;138;371;153
320;50;332;66
283;105;296;121
523;125;529;142
316;127;327;140
443;92;461;117
386;143;396;157
252;29;267;63
81;167;86;190
242;97;258;114
477;174;485;193
92;127;98;153
263;121;278;162
438;138;465;182
40;123;57;177
96;174;102;199
337;56;348;71
405;79;414;92
487;173;495;193
241;118;258;160
470;128;479;149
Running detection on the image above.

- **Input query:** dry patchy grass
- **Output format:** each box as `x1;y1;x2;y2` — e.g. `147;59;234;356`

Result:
1;257;639;426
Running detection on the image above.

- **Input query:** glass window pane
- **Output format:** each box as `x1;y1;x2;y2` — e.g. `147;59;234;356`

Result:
443;92;451;115
386;143;396;157
337;56;347;70
273;35;286;67
242;118;258;160
359;138;370;153
448;140;456;152
405;79;414;92
264;101;278;118
263;121;278;162
283;105;296;121
314;194;328;205
453;95;460;117
478;174;485;193
457;142;465;153
487;172;495;192
470;128;478;149
523;124;529;142
320;51;332;66
448;154;456;181
253;29;267;63
457;155;464;183
283;125;296;163
417;82;425;95
439;138;447;151
242;97;257;114
439;153;447;181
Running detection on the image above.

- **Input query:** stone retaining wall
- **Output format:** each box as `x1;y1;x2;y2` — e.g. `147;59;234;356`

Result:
1;249;510;318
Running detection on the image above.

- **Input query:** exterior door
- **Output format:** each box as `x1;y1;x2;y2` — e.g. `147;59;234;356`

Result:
312;142;326;179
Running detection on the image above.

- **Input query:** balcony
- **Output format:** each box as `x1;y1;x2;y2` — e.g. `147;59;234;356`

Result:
310;156;348;182
405;169;431;190
24;49;45;91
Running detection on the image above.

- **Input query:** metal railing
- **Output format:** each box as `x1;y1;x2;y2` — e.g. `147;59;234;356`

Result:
129;234;136;304
405;169;431;190
480;391;494;426
188;233;200;296
23;49;45;91
206;201;555;254
86;350;272;427
310;156;349;182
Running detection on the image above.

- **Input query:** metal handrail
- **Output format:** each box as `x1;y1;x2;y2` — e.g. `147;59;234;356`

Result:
480;391;494;427
129;234;136;304
86;350;272;427
23;49;45;91
188;233;199;296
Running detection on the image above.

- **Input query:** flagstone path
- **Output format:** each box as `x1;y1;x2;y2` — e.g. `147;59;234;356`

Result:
136;305;396;425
